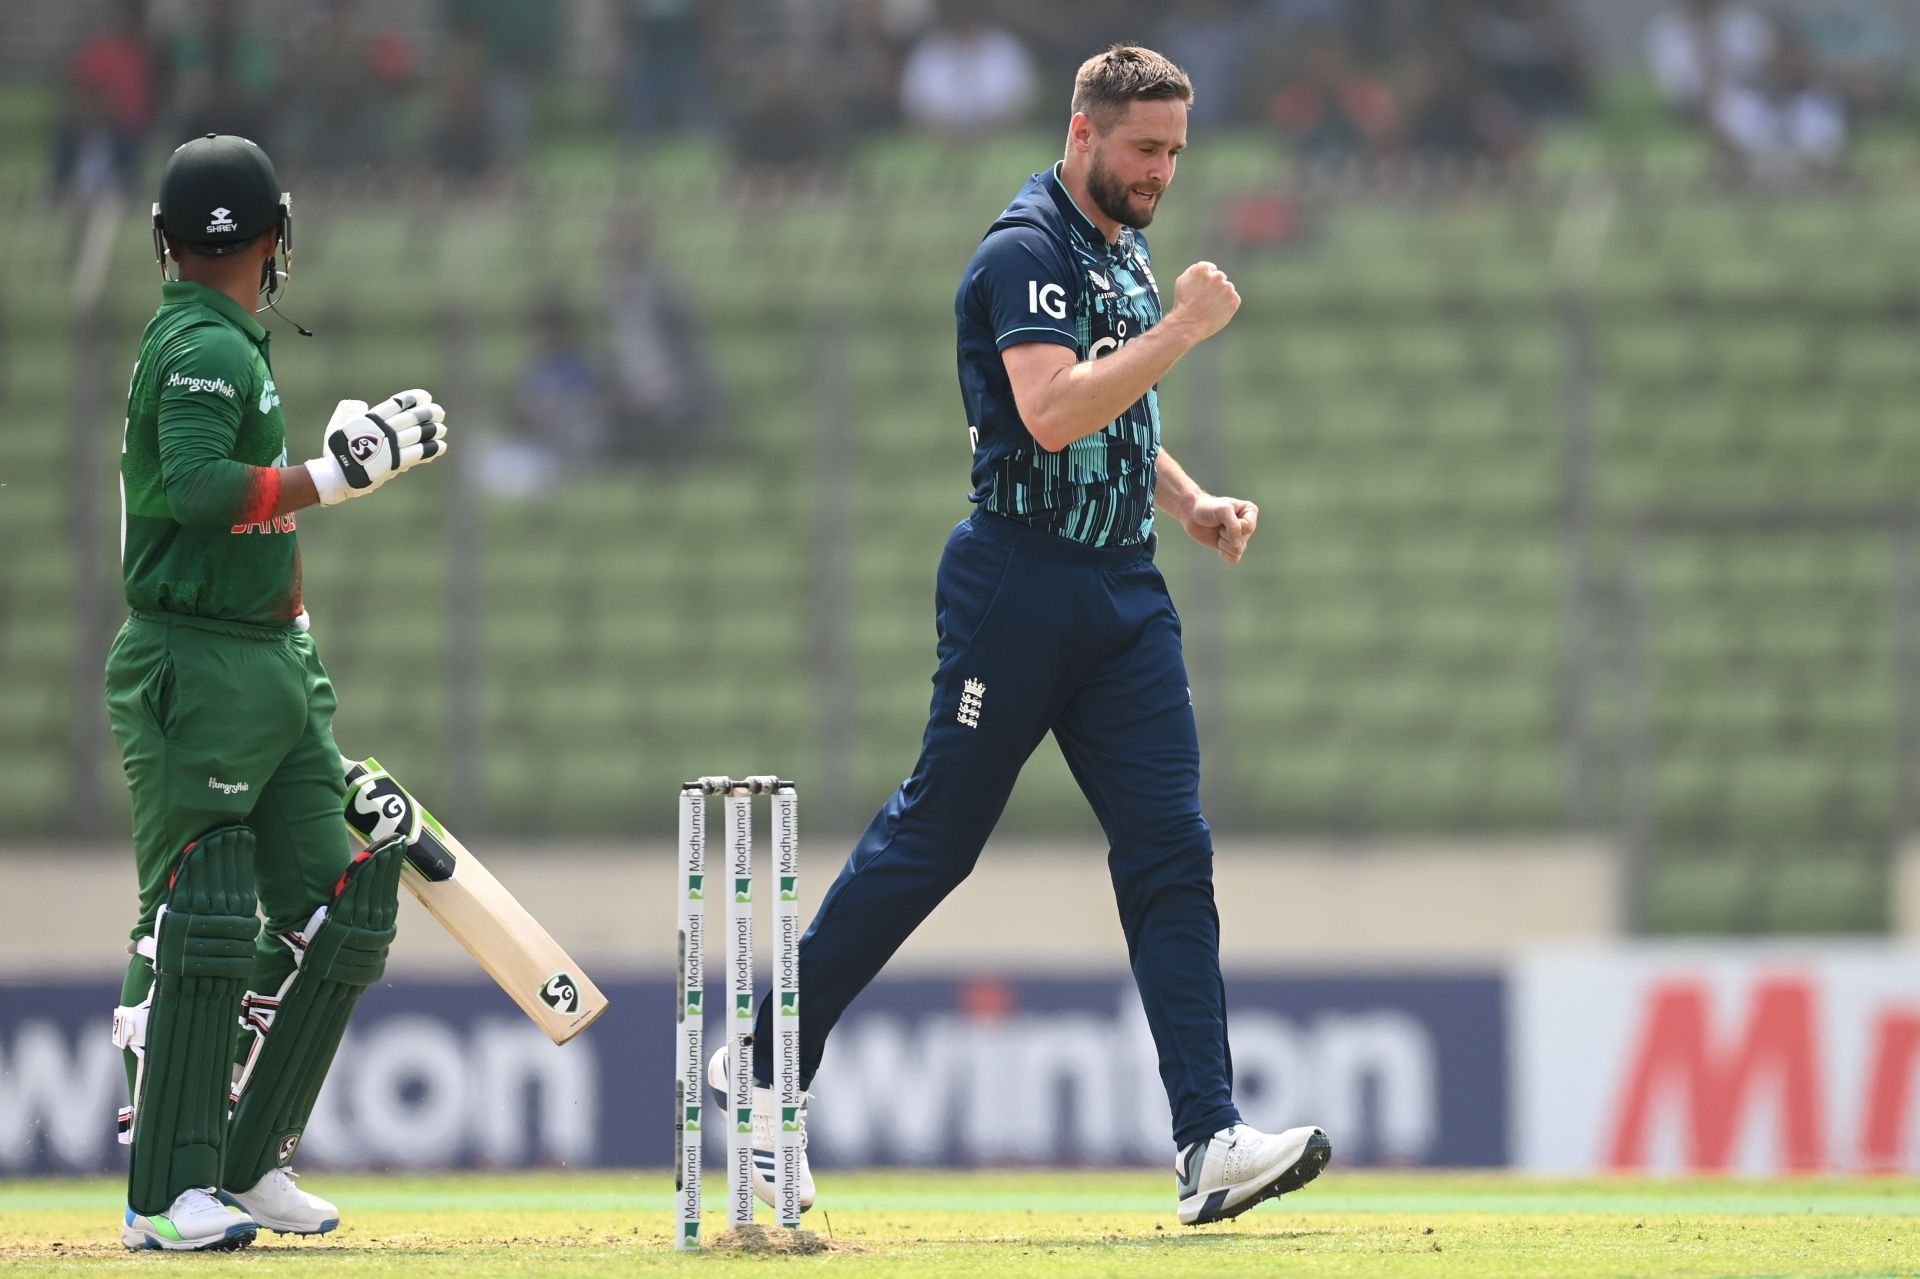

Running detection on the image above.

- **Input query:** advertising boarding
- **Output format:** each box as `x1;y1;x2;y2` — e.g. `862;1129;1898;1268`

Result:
0;973;1503;1175
1511;947;1920;1174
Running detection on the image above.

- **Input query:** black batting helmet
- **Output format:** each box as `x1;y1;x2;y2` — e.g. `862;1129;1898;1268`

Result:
152;133;289;255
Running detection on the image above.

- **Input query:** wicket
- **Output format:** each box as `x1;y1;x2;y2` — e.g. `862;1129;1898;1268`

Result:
676;776;800;1250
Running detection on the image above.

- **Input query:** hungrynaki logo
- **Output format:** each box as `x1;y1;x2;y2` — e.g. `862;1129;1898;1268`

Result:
1513;948;1920;1173
167;371;237;400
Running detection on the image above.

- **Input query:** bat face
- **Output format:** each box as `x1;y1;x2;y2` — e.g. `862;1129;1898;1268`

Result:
342;756;609;1043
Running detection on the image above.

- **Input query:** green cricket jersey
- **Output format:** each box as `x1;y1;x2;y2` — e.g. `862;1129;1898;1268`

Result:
121;280;299;626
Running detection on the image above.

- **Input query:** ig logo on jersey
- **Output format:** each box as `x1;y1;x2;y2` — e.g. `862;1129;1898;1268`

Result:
1027;280;1067;320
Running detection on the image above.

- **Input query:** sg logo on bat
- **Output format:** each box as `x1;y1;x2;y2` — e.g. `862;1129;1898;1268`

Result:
541;972;581;1015
348;774;414;845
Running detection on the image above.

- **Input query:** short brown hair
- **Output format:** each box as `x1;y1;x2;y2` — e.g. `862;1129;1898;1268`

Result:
1070;45;1193;127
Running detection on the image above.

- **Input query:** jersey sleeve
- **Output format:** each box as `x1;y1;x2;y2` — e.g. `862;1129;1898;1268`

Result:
969;225;1080;354
153;325;280;526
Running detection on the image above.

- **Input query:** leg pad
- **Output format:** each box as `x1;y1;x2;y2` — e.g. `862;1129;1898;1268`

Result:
125;826;259;1216
225;837;403;1190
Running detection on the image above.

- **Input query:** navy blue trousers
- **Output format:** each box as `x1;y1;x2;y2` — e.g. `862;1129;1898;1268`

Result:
755;509;1241;1147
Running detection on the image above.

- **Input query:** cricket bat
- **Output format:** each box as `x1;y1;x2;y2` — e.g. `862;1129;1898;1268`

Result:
341;755;609;1044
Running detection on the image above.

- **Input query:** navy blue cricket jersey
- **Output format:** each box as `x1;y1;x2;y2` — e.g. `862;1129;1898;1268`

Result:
956;163;1165;547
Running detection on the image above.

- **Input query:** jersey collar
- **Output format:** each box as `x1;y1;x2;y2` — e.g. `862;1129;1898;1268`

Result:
162;279;269;344
1047;163;1133;261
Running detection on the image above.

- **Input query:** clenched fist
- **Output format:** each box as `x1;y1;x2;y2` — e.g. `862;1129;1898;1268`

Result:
1179;493;1260;564
303;389;449;507
1171;261;1241;342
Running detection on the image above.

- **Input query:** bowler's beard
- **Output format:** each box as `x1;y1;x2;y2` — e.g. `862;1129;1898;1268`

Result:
1087;152;1159;229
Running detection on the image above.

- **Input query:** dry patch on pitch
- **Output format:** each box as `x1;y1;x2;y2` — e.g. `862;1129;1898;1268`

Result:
708;1223;864;1254
2;1242;131;1261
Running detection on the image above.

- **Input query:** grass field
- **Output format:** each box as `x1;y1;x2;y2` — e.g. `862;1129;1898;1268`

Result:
3;1171;1918;1277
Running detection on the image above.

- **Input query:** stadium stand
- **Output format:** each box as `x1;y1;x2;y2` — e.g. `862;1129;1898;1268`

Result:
4;130;1917;933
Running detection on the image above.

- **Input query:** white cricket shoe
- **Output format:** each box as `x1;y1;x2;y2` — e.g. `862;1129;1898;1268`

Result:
707;1044;816;1211
122;1186;257;1251
1176;1123;1332;1225
221;1168;340;1235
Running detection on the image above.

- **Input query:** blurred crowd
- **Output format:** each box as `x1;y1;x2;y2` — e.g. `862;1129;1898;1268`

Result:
483;207;722;496
37;0;1916;481
41;0;1913;479
54;0;536;201
1647;0;1909;179
49;0;1917;202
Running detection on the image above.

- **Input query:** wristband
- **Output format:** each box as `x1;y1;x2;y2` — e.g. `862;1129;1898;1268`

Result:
303;455;352;507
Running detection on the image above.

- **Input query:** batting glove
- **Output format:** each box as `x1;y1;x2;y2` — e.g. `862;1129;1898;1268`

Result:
304;389;449;507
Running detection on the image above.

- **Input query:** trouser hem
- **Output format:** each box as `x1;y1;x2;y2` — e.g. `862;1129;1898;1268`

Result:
1173;1106;1244;1151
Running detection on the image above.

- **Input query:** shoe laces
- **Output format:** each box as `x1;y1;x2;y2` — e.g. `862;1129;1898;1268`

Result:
245;1167;304;1199
176;1187;225;1215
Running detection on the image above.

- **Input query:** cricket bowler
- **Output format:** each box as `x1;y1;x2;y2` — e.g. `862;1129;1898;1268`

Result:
715;46;1331;1225
107;134;451;1250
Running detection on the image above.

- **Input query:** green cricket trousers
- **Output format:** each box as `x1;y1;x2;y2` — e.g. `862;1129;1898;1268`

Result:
104;609;353;1037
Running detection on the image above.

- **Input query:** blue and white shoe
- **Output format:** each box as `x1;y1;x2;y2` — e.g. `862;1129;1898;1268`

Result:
707;1044;816;1212
122;1187;257;1251
1176;1123;1332;1225
220;1168;339;1235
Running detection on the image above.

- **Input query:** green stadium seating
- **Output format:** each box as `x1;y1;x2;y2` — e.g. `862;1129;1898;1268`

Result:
4;149;1916;934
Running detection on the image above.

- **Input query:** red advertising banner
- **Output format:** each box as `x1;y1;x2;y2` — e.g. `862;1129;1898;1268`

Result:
1512;948;1920;1174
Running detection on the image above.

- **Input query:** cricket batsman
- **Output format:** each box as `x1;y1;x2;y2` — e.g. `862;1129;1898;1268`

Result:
107;134;451;1250
716;46;1331;1225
